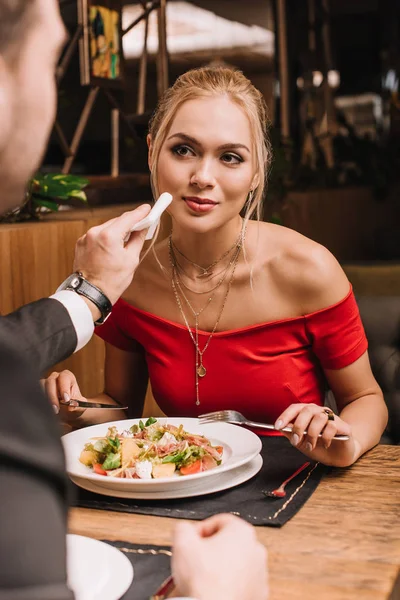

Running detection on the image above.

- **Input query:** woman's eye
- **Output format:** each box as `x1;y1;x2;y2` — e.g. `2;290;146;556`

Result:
221;153;243;165
172;144;194;157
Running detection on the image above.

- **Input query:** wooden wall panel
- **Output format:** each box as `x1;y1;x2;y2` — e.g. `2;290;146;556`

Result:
281;186;400;262
0;205;163;416
0;227;13;313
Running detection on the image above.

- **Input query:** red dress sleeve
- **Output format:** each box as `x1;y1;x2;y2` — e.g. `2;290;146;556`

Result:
305;287;368;369
95;300;140;352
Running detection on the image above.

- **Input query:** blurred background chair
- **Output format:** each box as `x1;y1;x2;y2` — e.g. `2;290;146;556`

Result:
357;296;400;445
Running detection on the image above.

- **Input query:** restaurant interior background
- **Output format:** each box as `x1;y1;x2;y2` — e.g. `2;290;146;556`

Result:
47;0;400;263
1;0;399;439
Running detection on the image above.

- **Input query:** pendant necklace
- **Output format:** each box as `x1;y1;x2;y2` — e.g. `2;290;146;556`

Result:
169;238;243;406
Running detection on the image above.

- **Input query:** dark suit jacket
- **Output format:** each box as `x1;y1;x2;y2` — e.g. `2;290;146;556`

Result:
0;298;78;599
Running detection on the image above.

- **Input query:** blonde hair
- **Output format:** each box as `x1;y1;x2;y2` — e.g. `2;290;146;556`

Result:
148;66;271;227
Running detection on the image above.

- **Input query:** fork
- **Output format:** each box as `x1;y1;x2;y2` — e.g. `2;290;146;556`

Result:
263;461;310;498
198;409;350;441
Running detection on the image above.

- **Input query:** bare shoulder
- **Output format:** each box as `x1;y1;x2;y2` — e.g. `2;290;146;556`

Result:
251;222;350;314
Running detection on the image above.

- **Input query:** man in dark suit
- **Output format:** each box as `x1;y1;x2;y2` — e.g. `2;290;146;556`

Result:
0;1;151;597
0;1;268;599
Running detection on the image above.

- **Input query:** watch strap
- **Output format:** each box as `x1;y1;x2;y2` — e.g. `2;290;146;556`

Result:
63;273;112;325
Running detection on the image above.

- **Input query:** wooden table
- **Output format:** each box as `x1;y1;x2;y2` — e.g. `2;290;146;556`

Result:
69;445;400;600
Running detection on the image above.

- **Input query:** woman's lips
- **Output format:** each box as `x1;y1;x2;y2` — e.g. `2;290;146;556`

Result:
184;197;218;213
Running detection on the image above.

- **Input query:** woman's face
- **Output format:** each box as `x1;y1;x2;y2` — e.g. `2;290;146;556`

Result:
152;95;258;233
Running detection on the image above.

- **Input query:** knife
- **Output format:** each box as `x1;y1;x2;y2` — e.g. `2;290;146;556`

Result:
60;399;128;410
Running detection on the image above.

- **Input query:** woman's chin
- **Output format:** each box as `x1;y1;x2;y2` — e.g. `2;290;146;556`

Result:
170;209;220;232
169;203;242;234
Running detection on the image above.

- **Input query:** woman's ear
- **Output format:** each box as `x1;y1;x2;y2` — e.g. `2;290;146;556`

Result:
147;134;153;171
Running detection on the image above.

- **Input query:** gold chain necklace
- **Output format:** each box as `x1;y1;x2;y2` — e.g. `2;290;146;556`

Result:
170;240;242;406
174;254;236;285
173;271;213;318
169;241;238;296
170;227;242;278
170;247;221;333
173;243;242;317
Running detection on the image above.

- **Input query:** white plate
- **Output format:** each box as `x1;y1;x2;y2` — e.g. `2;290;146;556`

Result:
62;417;261;493
67;534;133;600
71;454;263;500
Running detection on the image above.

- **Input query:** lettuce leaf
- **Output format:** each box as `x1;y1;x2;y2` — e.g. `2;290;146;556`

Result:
102;452;121;470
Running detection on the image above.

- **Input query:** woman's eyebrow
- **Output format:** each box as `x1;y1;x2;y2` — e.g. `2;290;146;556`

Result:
167;133;199;145
167;133;250;153
218;142;250;153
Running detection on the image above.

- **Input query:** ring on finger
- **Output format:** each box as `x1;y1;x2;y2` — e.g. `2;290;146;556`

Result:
323;407;335;421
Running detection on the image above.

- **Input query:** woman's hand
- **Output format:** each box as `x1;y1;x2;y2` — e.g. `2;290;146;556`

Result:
275;403;361;467
41;370;86;424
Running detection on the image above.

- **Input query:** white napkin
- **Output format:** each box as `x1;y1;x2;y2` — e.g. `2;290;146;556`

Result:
128;192;172;241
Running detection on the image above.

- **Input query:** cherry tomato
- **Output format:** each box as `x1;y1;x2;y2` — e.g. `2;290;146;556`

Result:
180;459;202;475
93;463;107;476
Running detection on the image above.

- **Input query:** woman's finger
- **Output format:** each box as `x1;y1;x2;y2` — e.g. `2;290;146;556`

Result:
320;420;338;449
290;405;320;447
57;370;80;404
43;373;61;414
274;403;308;431
303;411;331;451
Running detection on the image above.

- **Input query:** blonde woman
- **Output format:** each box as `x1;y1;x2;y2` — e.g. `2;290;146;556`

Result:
45;66;387;467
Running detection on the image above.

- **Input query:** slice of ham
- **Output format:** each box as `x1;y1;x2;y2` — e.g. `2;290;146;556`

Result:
157;441;187;458
185;435;222;460
124;467;138;479
106;466;125;478
201;455;218;471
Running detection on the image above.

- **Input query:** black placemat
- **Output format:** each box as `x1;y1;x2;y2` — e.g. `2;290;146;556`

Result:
72;437;329;526
102;540;172;600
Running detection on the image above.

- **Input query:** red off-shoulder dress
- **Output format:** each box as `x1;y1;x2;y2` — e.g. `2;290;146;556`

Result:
95;287;367;431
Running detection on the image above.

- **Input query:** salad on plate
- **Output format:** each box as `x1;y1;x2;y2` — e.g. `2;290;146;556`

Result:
79;417;223;479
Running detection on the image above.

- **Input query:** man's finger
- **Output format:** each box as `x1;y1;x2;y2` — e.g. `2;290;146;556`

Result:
104;204;152;238
79;205;152;242
196;514;247;538
173;521;200;551
124;226;149;254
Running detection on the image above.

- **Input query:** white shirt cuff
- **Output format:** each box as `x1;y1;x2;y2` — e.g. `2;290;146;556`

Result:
50;290;94;352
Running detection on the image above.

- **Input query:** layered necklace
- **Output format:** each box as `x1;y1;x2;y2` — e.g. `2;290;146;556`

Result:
169;223;245;406
172;235;240;279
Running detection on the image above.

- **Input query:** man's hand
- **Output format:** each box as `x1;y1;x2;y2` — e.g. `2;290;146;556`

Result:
73;203;151;305
171;514;268;600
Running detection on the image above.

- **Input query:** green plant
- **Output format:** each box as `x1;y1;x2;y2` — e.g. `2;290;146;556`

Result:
0;173;89;223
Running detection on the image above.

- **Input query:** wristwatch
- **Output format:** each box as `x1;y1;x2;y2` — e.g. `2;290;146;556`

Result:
57;272;112;325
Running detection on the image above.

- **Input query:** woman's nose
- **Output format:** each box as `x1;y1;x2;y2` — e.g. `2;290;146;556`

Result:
190;159;216;189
